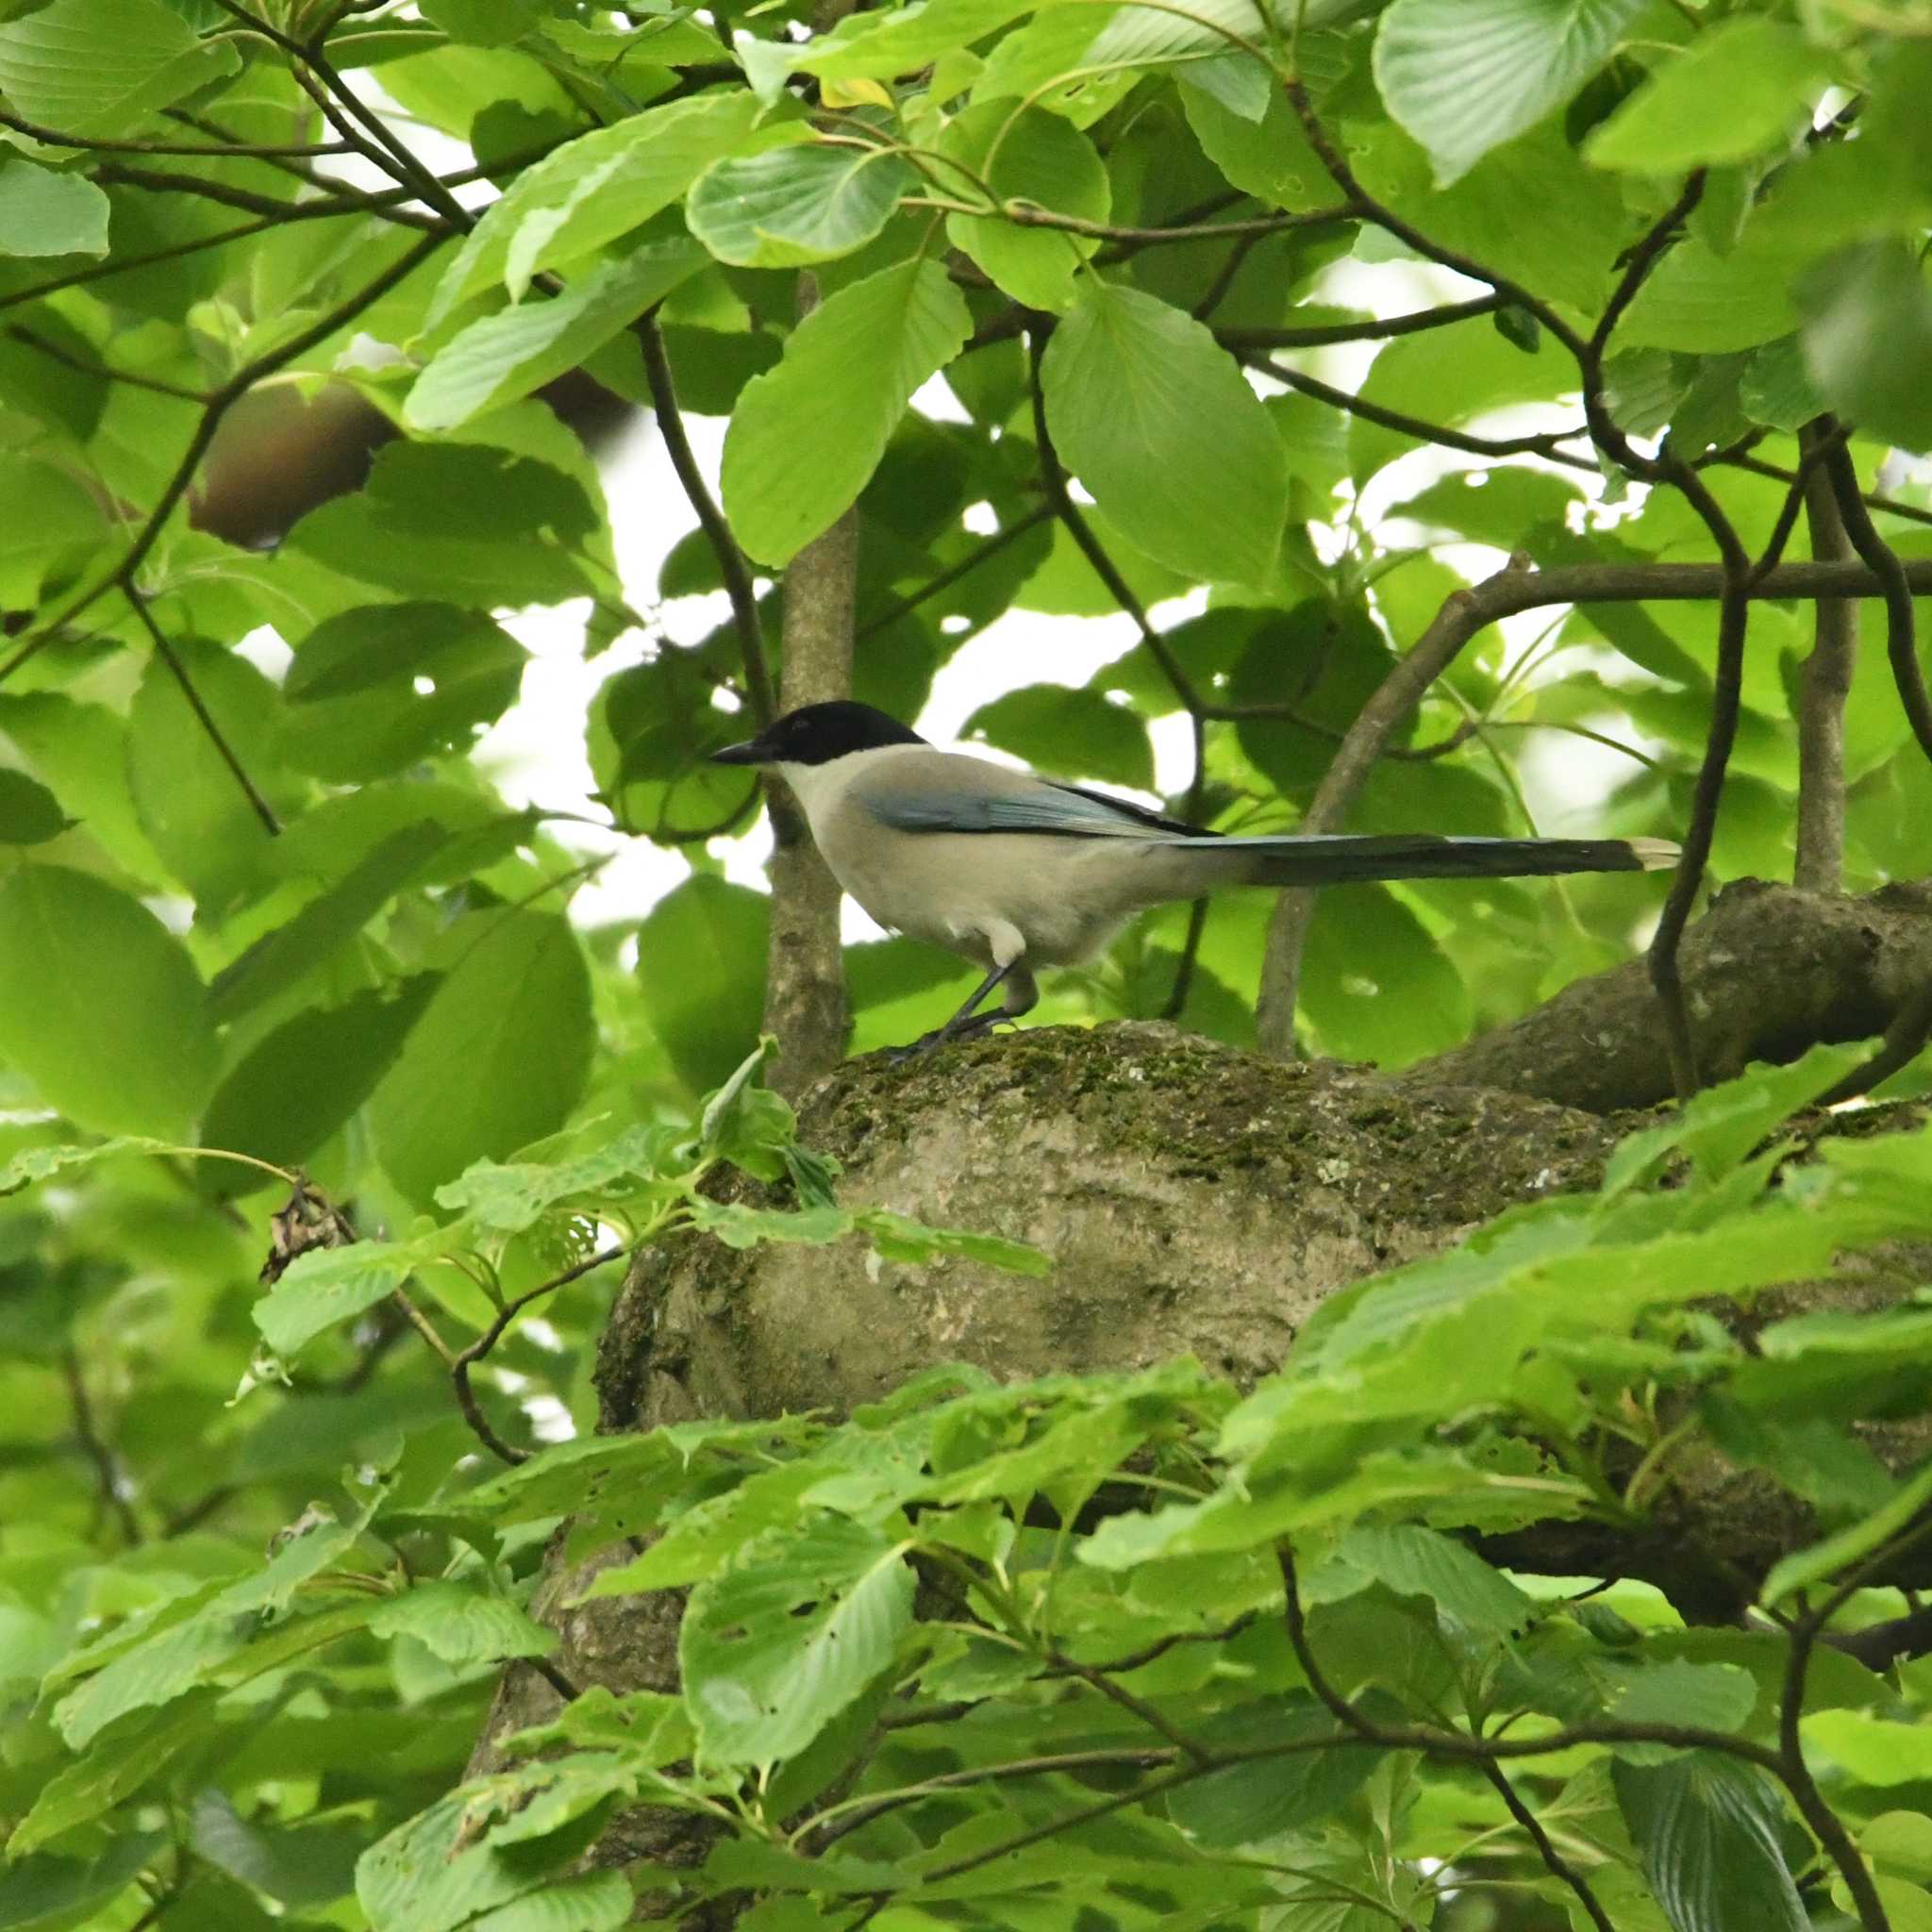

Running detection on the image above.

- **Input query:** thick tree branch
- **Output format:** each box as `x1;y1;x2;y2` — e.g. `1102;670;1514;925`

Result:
1400;877;1932;1112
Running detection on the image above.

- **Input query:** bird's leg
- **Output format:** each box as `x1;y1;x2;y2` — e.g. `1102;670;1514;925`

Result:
890;963;1015;1061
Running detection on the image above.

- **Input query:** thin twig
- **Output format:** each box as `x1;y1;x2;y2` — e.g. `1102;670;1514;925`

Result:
5;325;208;402
63;1347;143;1547
94;161;444;233
449;1245;627;1466
1478;1760;1615;1932
855;504;1053;642
125;589;282;836
1217;294;1503;350
1027;331;1207;716
638;316;776;726
0;104;348;158
524;1656;583;1704
1824;436;1932;766
1283;83;1584;358
1727;450;1932;530
1245;357;1595;469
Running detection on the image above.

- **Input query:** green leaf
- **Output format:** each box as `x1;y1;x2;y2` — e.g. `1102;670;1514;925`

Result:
201;980;441;1187
1181;82;1329;210
635;874;769;1095
57;1514;371;1746
691;1199;853;1249
370;908;594;1209
357;1769;627;1932
254;1239;424;1356
0;692;161;882
430;92;764;319
1616;233;1802;354
1298;882;1473;1069
720;255;972;565
420;0;545;46
1760;1459;1932;1609
798;0;1036;81
1798;243;1932;457
189;1791;361;1909
1350;313;1572;485
368;1581;555;1664
408;238;706;431
0;1136;167;1194
1603;1039;1874;1193
1166;1694;1385;1847
0;458;108;607
1372;0;1647;186
1333;1524;1534;1636
465;1873;633;1932
1613;1753;1806;1932
858;1208;1051;1276
435;1124;671;1232
209;822;451;1024
0;767;71;843
687;141;914;268
0;160;109;257
964;686;1153;791
8;1693;215;1857
682;1514;915;1768
279;603;525;784
0;864;217;1138
941;105;1109;313
0;0;239;136
1804;1712;1932;1787
1594;1658;1757;1753
1041;282;1286;586
285;445;599;608
1585;20;1831;175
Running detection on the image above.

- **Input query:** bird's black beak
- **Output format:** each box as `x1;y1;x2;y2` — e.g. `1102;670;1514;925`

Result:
708;737;769;766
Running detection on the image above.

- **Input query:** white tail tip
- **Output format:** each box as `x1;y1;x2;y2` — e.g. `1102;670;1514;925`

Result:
1628;839;1680;872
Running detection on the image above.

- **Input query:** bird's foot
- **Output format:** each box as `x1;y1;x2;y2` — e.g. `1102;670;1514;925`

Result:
887;1010;1010;1062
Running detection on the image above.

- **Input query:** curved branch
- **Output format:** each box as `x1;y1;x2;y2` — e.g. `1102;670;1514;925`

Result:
1824;435;1932;766
1283;82;1586;360
638;316;776;727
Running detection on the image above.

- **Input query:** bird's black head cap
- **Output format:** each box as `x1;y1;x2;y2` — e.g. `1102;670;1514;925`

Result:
709;701;927;768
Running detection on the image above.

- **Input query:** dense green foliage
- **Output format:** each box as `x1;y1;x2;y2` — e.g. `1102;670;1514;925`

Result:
3;0;1932;1927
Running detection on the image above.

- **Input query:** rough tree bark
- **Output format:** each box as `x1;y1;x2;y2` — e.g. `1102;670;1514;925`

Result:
759;276;858;1098
465;879;1932;1902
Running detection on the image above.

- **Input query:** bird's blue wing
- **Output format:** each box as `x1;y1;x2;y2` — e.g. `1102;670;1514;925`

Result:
860;777;1208;839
